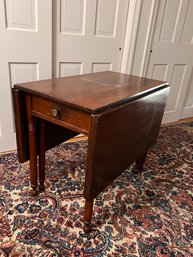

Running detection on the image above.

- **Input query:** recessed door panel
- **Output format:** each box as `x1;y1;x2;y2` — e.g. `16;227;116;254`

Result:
5;0;37;31
9;63;38;86
60;0;85;35
166;65;186;112
95;0;118;38
180;0;193;44
183;67;193;108
59;62;83;77
152;64;168;81
92;62;112;72
158;0;181;42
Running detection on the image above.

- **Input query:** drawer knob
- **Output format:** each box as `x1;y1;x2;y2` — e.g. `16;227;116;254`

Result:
51;108;59;117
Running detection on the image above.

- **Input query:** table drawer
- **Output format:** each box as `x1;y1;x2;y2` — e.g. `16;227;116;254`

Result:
32;96;90;133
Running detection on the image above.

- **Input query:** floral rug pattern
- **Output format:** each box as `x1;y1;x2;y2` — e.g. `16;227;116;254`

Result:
0;122;193;256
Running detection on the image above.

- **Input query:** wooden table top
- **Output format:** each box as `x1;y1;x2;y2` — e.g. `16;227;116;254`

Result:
15;71;168;114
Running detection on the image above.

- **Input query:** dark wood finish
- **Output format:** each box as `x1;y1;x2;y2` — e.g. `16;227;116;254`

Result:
32;95;90;133
83;87;169;200
12;89;29;163
136;151;148;172
84;200;94;233
39;120;46;192
13;71;170;232
26;94;38;196
12;89;79;163
15;71;167;114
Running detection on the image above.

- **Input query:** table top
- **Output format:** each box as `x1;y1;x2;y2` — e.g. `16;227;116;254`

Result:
15;71;168;114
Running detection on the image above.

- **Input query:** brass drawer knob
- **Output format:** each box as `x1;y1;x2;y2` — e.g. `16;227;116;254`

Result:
51;108;59;117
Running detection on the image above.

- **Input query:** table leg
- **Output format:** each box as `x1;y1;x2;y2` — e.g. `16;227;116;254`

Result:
135;151;147;172
83;199;94;233
39;120;46;192
26;94;38;196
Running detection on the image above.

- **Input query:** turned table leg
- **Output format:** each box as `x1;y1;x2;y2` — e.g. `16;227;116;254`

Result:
39;120;46;192
84;199;94;233
26;94;38;196
135;151;147;172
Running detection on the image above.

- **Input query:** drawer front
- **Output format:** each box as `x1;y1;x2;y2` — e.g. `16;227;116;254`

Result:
32;96;90;133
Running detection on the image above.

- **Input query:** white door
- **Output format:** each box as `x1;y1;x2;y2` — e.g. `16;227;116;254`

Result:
0;0;52;152
53;0;129;77
146;0;193;123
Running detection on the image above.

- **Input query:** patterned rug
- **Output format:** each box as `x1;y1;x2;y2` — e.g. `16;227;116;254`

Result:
0;122;193;257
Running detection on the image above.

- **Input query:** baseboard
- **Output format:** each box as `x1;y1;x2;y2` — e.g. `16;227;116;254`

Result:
161;111;179;124
180;106;193;120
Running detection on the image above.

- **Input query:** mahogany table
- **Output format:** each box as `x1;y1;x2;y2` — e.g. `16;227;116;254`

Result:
13;71;169;233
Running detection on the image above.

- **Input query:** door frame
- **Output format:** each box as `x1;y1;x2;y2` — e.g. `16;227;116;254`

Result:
139;0;159;77
121;0;142;73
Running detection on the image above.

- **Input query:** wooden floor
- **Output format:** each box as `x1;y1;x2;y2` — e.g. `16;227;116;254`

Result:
176;117;193;123
163;117;193;126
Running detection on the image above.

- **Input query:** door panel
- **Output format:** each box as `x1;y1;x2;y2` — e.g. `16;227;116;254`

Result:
158;0;181;42
5;0;37;31
60;0;85;35
0;0;52;152
146;0;193;122
184;69;193;107
95;0;118;37
9;63;38;85
181;67;193;118
53;0;129;77
151;64;168;81
59;62;83;77
92;63;112;73
180;0;193;44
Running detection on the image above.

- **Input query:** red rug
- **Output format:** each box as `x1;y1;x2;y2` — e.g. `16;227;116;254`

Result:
0;122;193;256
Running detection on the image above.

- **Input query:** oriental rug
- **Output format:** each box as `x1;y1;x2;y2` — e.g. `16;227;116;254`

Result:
0;122;193;256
